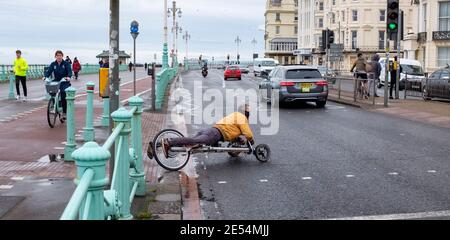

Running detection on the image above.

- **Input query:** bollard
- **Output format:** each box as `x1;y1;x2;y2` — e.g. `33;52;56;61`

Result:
8;71;15;100
65;87;77;161
102;97;110;127
128;96;146;196
111;108;133;220
83;82;95;142
71;142;110;220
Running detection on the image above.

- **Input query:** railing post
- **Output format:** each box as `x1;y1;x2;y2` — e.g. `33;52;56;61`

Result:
128;96;146;196
8;71;16;100
71;142;110;220
111;108;133;220
83;82;95;142
65;87;77;161
102;97;110;127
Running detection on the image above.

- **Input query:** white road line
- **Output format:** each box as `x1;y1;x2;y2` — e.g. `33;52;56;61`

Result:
11;177;24;181
302;177;312;180
388;172;399;175
327;210;450;220
427;170;437;173
346;175;355;178
259;179;268;182
218;181;227;184
0;185;13;189
54;147;65;150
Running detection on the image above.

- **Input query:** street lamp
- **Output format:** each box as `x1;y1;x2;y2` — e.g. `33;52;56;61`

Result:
251;38;257;59
168;1;182;68
235;36;241;64
130;20;139;96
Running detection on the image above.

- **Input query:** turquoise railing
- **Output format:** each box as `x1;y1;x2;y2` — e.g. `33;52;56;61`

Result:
155;67;178;110
60;96;145;220
0;64;128;82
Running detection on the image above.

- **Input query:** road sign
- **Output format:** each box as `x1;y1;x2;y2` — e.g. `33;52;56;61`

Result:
293;49;312;55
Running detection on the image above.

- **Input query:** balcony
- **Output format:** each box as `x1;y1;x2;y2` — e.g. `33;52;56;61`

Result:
432;31;450;41
418;32;427;43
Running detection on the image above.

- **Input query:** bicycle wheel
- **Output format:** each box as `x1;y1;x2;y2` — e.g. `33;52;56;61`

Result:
47;97;57;128
152;129;190;171
254;144;271;162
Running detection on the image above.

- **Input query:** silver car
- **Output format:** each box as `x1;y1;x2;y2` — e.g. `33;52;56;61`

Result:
258;65;328;108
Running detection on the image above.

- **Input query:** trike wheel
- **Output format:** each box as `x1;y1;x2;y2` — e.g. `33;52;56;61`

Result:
254;144;271;162
152;129;190;171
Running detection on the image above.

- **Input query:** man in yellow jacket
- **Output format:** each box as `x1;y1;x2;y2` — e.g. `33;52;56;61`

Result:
13;50;29;101
147;104;254;159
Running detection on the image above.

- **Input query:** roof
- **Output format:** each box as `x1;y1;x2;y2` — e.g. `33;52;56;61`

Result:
96;50;131;58
278;65;319;70
270;37;297;43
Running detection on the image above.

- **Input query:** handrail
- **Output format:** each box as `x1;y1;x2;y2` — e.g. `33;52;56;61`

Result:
60;168;95;220
81;192;93;220
110;137;123;189
102;122;124;151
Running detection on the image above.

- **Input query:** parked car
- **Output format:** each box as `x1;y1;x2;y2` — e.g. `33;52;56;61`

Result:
253;58;277;77
224;65;242;80
423;67;450;101
258;65;328;108
238;64;250;74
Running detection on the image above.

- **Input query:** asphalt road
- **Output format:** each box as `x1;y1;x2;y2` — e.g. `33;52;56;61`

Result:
179;69;450;220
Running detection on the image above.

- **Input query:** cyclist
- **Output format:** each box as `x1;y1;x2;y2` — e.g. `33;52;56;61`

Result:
43;50;72;121
350;53;368;99
147;104;254;159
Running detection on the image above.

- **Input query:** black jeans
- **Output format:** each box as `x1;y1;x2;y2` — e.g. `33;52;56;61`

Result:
74;71;79;79
15;75;27;97
58;81;71;114
169;127;223;147
390;71;397;97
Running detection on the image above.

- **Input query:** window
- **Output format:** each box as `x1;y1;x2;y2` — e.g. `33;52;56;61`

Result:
422;4;427;32
438;47;450;67
332;0;336;5
294;26;298;34
276;26;280;34
294;0;298;7
318;18;323;28
342;10;345;21
332;13;336;24
319;2;324;11
295;13;298;21
352;30;357;49
439;2;450;31
276;13;281;21
271;0;282;6
380;10;385;22
352;10;358;21
286;69;322;79
379;31;385;50
429;70;441;80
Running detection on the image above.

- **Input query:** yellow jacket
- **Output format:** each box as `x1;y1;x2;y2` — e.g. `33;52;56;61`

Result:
214;112;254;142
14;57;28;77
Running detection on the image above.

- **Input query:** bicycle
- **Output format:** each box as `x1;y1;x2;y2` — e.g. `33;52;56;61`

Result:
151;129;271;171
44;78;68;128
354;71;369;99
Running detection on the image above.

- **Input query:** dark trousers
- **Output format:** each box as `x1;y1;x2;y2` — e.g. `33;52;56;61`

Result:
74;71;79;79
15;76;27;97
59;81;71;113
390;71;397;97
169;127;223;147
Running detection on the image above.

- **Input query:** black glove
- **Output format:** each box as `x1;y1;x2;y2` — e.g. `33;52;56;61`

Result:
249;139;255;145
236;135;246;144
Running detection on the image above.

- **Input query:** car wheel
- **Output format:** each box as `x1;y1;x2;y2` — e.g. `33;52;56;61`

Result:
238;77;241;80
224;77;227;81
316;101;327;108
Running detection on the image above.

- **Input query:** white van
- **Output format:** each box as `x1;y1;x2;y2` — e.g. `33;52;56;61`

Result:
379;58;426;89
253;58;278;77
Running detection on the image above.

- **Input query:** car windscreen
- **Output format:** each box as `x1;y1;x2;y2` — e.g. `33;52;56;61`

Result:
286;69;322;79
401;64;424;76
228;66;239;70
261;61;276;66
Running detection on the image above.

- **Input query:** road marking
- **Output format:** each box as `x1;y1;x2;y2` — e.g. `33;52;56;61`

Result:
388;172;399;175
400;134;405;136
54;147;65;150
346;175;355;178
302;177;312;180
0;185;13;190
61;142;67;145
327;210;450;220
259;179;268;182
427;170;437;173
11;177;24;181
218;181;227;184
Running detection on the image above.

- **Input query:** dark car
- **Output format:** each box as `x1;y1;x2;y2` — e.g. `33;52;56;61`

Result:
258;65;328;108
423;67;450;101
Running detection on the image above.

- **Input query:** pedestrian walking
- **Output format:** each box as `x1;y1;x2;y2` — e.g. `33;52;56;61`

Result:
13;50;29;102
99;59;104;67
144;62;148;70
65;56;72;65
389;56;399;99
72;57;81;80
368;54;382;97
128;62;133;72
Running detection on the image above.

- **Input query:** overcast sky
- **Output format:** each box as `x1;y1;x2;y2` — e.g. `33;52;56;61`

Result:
0;0;266;64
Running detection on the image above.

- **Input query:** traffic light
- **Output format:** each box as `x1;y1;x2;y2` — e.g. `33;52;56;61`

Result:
321;29;335;50
386;0;399;40
227;54;230;60
321;30;327;51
